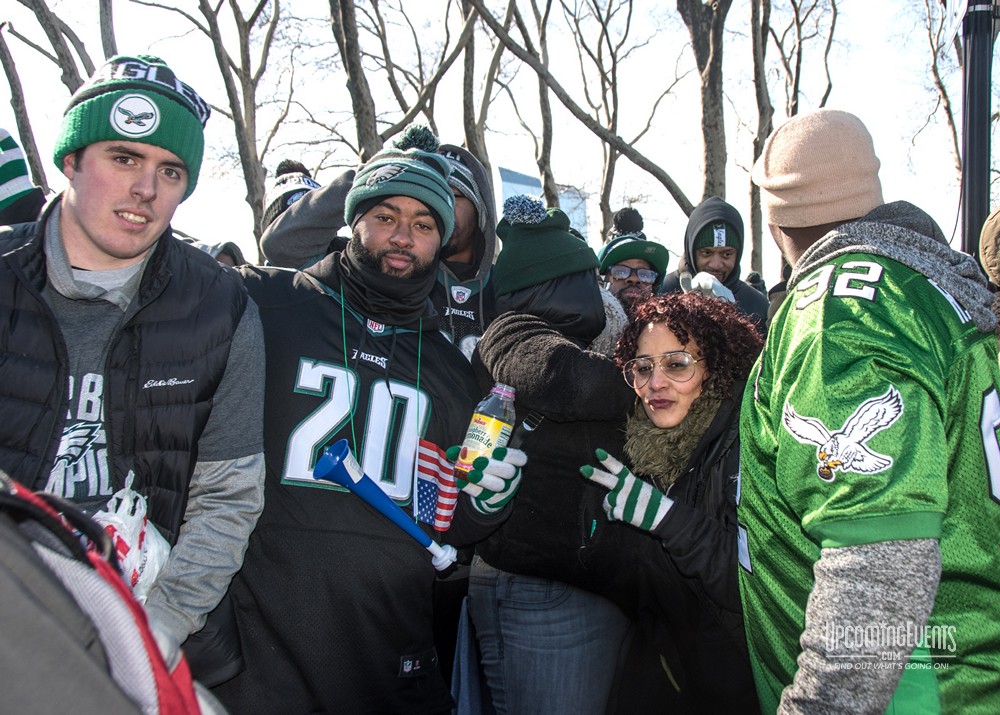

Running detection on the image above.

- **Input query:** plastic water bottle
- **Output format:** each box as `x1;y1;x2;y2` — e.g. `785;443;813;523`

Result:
455;383;516;477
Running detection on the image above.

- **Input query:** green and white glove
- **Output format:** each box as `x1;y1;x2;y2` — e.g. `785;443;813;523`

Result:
447;446;527;515
580;448;672;532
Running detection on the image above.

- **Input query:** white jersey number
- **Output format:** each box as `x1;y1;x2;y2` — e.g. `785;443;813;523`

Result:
282;359;429;500
796;261;884;310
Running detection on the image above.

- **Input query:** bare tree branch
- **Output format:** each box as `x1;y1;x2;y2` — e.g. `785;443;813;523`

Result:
15;0;84;92
469;0;693;213
0;22;51;192
99;0;118;58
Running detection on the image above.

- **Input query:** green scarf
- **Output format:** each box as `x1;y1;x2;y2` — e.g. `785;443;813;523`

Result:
623;381;725;492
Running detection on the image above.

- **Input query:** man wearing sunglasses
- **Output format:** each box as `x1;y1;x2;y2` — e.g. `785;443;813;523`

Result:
598;231;670;313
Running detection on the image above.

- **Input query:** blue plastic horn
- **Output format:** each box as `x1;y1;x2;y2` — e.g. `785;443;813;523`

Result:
313;439;457;571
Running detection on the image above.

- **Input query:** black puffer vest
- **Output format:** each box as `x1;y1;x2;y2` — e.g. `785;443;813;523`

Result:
0;200;247;544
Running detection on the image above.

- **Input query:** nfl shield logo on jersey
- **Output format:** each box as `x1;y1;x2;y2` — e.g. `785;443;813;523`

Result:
366;318;385;335
450;285;471;304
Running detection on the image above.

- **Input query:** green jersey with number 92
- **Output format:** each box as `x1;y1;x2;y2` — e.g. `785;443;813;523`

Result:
738;252;1000;713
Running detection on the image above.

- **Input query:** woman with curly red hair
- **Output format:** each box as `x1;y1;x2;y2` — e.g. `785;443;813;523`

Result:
582;291;762;713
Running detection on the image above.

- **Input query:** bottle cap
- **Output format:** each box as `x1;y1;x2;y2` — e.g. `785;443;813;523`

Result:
491;382;515;400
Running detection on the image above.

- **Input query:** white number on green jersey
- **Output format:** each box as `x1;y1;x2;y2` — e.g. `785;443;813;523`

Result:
981;387;1000;504
796;261;884;310
282;359;428;500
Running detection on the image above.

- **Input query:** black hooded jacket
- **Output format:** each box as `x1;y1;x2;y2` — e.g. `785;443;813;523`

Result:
471;270;650;593
660;197;768;332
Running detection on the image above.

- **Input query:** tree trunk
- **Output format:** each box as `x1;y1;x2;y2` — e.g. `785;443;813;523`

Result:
750;0;773;275
99;0;117;59
16;0;84;93
330;0;381;161
677;0;732;201
0;26;50;192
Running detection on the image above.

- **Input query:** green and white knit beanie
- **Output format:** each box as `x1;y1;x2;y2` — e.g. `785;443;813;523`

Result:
0;128;35;212
493;195;599;296
693;221;741;250
344;124;455;244
53;54;211;200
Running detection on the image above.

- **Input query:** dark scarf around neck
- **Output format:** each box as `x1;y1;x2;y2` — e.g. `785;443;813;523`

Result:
309;246;438;327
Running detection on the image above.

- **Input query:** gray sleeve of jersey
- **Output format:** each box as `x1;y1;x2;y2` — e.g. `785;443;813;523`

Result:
195;295;265;460
143;452;265;647
778;539;941;715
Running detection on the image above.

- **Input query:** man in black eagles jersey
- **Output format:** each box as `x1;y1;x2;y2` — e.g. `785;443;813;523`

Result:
213;126;517;714
259;143;498;362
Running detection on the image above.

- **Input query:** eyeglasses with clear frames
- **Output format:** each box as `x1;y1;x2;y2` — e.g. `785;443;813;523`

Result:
623;351;704;388
607;265;658;284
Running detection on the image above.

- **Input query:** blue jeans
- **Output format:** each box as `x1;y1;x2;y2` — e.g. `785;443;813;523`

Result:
467;556;630;715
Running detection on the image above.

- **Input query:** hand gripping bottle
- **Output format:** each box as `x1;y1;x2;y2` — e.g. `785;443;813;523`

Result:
455;383;516;478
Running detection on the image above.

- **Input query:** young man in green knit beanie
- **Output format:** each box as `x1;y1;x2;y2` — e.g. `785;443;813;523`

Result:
0;54;266;705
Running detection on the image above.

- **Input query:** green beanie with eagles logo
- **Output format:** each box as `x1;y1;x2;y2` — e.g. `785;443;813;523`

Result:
53;54;210;201
344;124;455;244
493;195;599;296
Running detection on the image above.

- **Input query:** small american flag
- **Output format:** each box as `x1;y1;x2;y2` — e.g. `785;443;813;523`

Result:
415;439;458;532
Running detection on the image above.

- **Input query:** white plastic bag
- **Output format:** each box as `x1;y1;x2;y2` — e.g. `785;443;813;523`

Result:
93;472;171;603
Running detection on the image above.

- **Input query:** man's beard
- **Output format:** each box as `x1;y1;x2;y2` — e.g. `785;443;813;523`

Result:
616;285;650;307
350;231;436;279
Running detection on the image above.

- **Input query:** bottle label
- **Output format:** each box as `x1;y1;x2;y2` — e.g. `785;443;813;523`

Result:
456;413;513;473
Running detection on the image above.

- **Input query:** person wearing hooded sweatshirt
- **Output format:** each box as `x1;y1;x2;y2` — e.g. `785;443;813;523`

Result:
660;196;769;333
213;126;520;714
467;195;644;715
258;143;498;362
743;108;1000;714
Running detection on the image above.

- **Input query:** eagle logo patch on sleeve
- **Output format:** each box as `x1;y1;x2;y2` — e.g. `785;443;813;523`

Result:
782;386;903;482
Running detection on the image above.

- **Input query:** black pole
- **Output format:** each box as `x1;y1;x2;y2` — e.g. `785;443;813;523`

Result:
961;2;996;262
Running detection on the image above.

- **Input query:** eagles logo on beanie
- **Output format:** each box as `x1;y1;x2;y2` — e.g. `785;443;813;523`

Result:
493;195;599;296
53;54;210;201
344;124;455;244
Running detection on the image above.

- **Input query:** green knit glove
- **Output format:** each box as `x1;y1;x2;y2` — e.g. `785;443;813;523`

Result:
580;448;672;532
446;446;527;515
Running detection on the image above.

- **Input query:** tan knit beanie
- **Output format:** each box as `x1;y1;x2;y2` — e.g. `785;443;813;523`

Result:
752;109;884;228
979;205;1000;285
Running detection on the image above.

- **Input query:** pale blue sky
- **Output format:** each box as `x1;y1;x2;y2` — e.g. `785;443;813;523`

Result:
1;1;975;286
